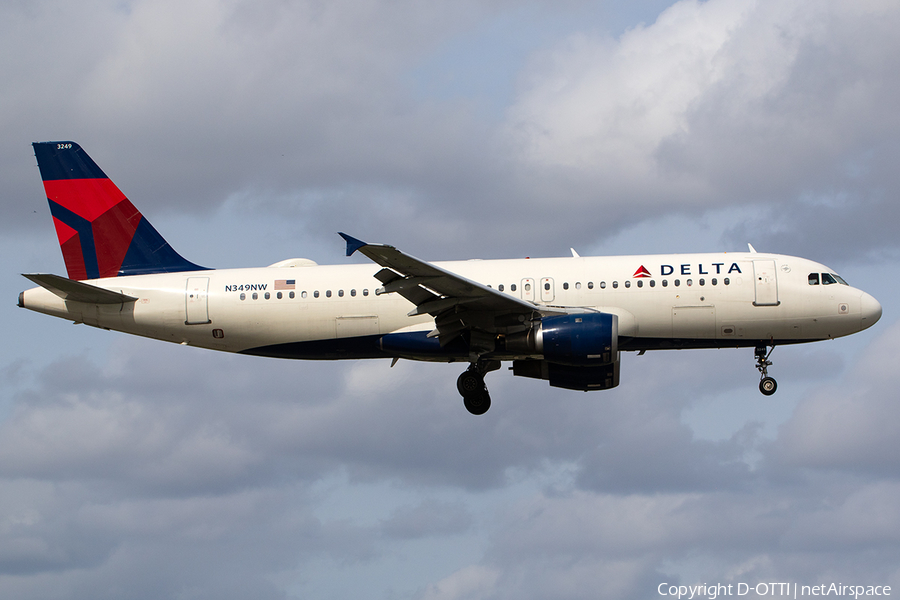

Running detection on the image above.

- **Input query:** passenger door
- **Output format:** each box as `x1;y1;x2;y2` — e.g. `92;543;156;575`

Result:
752;260;779;306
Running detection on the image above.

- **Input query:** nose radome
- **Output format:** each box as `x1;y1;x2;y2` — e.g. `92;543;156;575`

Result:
860;292;882;330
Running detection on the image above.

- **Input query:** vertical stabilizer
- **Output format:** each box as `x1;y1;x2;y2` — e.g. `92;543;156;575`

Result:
32;141;207;279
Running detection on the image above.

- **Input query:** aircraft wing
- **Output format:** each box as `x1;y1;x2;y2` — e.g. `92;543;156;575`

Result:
23;273;138;304
339;233;562;353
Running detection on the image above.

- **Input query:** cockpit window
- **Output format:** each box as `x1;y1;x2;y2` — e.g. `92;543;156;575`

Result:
833;274;848;285
808;273;819;285
821;273;838;285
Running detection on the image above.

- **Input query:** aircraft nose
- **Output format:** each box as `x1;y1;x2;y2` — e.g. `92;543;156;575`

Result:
860;291;882;330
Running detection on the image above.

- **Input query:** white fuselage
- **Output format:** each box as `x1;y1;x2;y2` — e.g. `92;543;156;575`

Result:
20;251;882;360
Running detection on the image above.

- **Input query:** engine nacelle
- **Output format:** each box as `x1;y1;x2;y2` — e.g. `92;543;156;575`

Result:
512;358;620;391
506;312;618;365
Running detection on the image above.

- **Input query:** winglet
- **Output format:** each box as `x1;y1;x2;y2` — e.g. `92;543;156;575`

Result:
748;243;758;254
338;232;367;256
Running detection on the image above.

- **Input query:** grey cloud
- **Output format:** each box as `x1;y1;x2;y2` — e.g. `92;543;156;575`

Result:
380;498;473;540
766;320;900;476
4;0;900;597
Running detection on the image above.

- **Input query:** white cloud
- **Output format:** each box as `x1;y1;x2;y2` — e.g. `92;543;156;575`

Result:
504;0;900;257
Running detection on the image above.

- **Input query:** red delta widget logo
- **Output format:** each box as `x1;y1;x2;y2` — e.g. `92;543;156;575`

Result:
633;263;743;278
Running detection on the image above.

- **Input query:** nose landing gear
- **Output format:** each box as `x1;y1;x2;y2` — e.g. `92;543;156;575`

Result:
457;360;500;415
755;344;777;396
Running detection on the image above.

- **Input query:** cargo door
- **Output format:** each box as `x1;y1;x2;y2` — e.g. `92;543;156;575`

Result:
752;260;779;306
185;277;211;324
672;306;716;339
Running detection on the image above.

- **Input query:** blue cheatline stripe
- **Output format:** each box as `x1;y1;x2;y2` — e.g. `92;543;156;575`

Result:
33;142;108;181
48;200;100;280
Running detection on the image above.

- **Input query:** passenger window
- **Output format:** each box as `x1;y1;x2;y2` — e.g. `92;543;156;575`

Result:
363;289;369;296
265;292;270;300
662;280;668;287
511;284;517;292
587;282;593;289
326;290;332;297
612;281;618;289
650;280;656;287
575;282;582;290
290;291;295;299
338;289;344;297
240;293;246;301
699;278;705;286
724;278;730;285
277;292;283;299
301;291;307;298
636;280;643;288
525;283;531;291
711;278;717;286
686;279;692;286
252;292;258;300
351;289;356;297
544;282;550;291
498;284;504;292
563;282;569;290
808;273;820;285
674;279;680;287
314;291;320;298
822;273;838;285
600;282;606;289
624;281;631;288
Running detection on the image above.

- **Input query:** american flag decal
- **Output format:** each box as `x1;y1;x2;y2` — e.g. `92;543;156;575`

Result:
274;279;296;290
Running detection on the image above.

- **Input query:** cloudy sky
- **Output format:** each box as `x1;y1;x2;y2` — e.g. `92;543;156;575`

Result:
2;0;899;598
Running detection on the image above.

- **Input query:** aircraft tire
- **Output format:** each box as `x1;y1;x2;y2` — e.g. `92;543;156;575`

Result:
457;370;485;397
463;391;491;415
759;377;777;396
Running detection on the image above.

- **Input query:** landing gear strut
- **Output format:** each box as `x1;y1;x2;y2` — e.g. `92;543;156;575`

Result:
755;344;777;396
457;360;500;415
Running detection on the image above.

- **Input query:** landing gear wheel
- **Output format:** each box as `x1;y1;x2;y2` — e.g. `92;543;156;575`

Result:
463;391;491;415
754;344;777;396
457;370;484;397
457;361;497;415
759;377;777;396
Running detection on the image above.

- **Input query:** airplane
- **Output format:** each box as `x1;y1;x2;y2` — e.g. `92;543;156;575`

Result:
19;141;883;415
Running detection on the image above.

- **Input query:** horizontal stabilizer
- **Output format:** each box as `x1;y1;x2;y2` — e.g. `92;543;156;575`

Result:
22;273;138;304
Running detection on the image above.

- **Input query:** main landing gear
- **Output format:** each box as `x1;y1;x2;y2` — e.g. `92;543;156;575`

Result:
755;344;777;396
457;360;500;415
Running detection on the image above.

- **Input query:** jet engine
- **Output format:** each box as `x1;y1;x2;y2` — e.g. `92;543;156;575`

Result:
506;312;620;391
505;312;618;365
